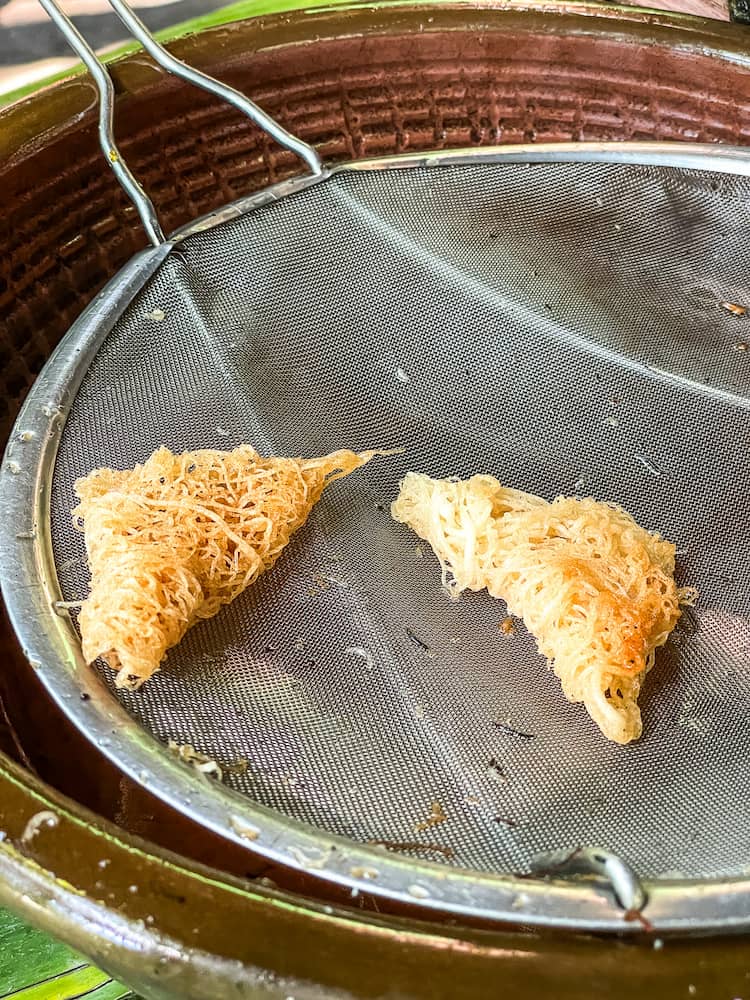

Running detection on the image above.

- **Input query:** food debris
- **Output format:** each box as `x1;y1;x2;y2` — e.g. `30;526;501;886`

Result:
309;571;332;596
604;415;620;427
58;556;85;573
350;866;379;879
493;721;536;741
404;628;430;653
408;884;430;899
677;714;711;735
486;758;507;784
679;586;700;606
224;758;249;776
345;646;374;670
147;308;166;322
635;455;662;477
168;741;225;780
369;839;455;860
215;427;230;438
733;341;749;352
415;544;424;559
720;301;746;317
396;367;410;383
414;704;426;720
493;815;519;828
21;810;59;843
289;845;333;870
54;600;83;612
414;800;447;833
499;617;515;635
405;627;430;653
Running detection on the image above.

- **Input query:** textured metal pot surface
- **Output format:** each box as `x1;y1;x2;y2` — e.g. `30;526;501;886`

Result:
2;3;750;995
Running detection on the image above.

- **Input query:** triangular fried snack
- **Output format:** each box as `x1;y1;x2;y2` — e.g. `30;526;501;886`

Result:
74;445;385;689
392;472;696;744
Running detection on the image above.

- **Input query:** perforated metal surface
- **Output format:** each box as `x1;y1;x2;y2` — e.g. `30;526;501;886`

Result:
51;161;750;879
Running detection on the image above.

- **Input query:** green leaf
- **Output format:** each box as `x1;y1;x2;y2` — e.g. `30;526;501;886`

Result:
2;965;109;1000
0;909;132;999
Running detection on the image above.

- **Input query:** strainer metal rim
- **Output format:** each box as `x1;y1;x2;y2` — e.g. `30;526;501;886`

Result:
3;142;750;934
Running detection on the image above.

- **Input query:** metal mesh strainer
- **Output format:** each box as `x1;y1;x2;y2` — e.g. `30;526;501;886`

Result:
2;0;750;932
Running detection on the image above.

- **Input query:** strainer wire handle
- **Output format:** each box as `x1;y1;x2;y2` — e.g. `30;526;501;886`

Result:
38;0;324;248
106;0;323;179
37;0;165;246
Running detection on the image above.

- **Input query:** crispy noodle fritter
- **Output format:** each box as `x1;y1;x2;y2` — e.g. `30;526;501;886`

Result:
75;445;383;689
392;472;697;743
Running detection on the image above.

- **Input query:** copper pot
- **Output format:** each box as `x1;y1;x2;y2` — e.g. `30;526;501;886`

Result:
2;4;750;995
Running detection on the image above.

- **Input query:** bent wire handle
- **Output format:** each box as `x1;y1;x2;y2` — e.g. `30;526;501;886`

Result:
530;847;647;913
106;0;323;177
38;0;164;245
38;0;323;248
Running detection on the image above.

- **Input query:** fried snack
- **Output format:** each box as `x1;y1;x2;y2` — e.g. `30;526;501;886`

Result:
74;445;384;689
392;472;696;744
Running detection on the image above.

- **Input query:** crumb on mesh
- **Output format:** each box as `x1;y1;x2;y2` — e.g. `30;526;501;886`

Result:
414;800;447;833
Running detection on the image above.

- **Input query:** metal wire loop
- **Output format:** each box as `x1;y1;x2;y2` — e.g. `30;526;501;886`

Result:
38;0;323;247
38;0;165;245
106;0;323;178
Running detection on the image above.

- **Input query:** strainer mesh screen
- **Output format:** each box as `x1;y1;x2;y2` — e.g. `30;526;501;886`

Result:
51;162;750;878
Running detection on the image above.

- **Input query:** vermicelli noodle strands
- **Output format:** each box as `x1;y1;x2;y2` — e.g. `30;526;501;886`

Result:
74;444;389;689
392;471;696;745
